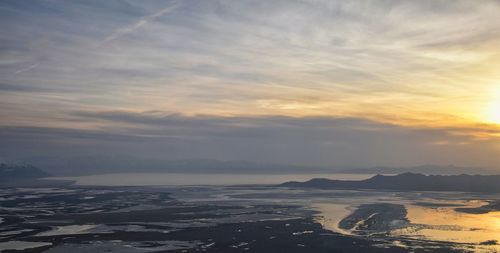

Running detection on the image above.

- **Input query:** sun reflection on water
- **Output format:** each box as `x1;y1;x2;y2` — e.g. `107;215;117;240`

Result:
404;205;500;244
316;195;500;252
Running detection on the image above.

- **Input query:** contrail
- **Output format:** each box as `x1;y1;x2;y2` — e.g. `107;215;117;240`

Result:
103;1;180;43
14;62;40;74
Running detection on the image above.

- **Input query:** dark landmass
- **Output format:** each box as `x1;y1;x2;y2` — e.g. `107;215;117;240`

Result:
340;165;495;175
455;200;500;214
338;203;409;234
479;240;498;246
413;202;465;208
0;163;49;179
280;173;500;193
0;163;53;187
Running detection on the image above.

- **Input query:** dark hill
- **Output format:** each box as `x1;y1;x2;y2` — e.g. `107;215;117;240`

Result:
0;163;50;181
280;173;500;193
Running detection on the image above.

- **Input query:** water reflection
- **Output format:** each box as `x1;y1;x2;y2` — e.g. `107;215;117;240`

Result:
313;203;352;234
403;205;500;248
317;195;500;252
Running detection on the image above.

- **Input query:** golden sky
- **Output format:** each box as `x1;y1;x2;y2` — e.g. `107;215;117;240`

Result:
1;0;500;168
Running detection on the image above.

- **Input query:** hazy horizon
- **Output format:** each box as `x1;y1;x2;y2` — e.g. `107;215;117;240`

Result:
2;155;496;177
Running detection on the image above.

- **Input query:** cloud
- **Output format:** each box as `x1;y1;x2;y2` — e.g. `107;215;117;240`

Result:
102;1;180;43
1;0;500;170
1;111;498;169
14;62;40;74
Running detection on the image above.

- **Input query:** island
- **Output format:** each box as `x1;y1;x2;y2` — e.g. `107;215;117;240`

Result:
280;173;500;193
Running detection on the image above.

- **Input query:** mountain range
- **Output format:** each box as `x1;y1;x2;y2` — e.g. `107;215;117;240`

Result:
280;173;500;193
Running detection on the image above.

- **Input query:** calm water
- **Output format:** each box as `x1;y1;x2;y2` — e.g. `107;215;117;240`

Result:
50;173;375;186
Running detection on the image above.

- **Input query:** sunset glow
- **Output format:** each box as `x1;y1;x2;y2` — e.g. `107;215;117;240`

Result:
484;88;500;125
1;0;500;169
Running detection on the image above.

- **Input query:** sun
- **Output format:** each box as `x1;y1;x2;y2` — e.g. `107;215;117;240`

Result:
485;98;500;124
480;85;500;124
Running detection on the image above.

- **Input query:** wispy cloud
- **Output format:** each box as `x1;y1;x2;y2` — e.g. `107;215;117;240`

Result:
1;0;500;168
14;62;40;74
102;1;180;43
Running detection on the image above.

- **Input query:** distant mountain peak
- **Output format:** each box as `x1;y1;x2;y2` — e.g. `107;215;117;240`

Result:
340;165;493;175
0;163;50;181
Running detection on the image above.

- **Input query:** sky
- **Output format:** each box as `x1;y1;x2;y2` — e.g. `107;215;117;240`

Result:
1;0;500;170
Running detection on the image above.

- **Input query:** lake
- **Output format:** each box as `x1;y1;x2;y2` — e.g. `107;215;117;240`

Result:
49;172;375;186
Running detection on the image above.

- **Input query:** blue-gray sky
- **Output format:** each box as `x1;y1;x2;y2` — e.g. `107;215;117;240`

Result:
1;0;500;170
